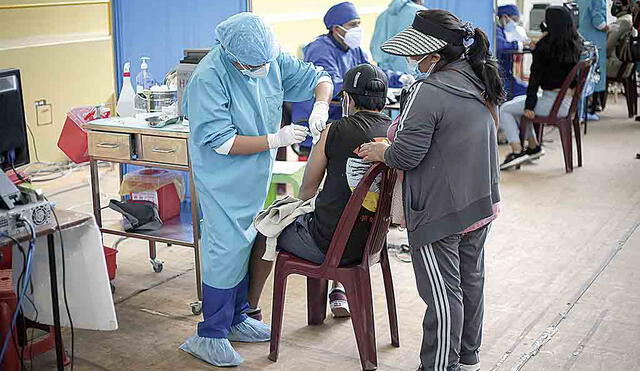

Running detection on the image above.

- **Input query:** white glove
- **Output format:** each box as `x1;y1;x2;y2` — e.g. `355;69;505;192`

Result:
399;74;415;87
309;101;330;144
267;125;309;149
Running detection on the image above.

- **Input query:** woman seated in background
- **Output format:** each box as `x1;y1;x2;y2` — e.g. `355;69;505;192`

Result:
499;6;583;170
607;0;637;81
246;64;392;320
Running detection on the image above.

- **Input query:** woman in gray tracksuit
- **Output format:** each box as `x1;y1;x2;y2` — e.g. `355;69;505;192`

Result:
358;9;502;371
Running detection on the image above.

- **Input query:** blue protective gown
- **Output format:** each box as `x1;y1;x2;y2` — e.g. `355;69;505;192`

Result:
291;33;404;149
370;0;425;73
496;25;528;99
578;0;608;92
184;45;328;338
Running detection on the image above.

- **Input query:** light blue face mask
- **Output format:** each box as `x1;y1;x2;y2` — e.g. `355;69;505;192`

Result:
240;63;270;79
407;55;436;79
505;20;517;33
226;48;270;79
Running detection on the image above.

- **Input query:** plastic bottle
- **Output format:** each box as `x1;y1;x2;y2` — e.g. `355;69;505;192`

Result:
135;57;155;93
116;62;137;117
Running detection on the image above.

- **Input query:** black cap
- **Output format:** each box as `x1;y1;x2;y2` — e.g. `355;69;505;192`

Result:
341;64;388;98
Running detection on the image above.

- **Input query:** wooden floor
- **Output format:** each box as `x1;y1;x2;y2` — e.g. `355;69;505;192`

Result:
30;101;640;370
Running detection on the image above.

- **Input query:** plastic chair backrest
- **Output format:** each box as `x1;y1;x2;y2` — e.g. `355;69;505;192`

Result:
321;163;397;270
547;59;592;121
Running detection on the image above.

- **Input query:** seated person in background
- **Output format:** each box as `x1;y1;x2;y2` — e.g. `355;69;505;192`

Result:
499;6;583;170
496;4;529;99
247;64;391;319
607;0;637;80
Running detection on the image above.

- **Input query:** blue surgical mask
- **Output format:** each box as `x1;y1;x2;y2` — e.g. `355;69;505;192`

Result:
505;20;517;33
407;55;436;79
240;63;270;79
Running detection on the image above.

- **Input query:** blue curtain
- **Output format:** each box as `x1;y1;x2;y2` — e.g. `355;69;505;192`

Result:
426;0;496;52
112;0;248;91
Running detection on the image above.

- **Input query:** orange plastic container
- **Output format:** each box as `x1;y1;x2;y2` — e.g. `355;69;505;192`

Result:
103;246;118;280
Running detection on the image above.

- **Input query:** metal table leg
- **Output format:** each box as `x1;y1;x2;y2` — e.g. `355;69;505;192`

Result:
47;234;65;371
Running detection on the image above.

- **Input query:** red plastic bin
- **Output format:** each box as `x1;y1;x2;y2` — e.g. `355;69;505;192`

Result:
103;246;118;280
57;106;110;164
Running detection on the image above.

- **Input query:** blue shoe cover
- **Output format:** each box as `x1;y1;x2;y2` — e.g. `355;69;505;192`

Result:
179;334;244;367
227;317;271;343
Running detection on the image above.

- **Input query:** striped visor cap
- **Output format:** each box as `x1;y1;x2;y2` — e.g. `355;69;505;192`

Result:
381;12;464;57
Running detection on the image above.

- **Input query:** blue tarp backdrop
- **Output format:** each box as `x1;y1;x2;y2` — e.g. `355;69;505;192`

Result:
112;0;248;90
427;0;496;50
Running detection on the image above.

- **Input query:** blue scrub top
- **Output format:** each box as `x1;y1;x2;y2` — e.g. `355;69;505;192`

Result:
184;46;327;289
291;33;403;148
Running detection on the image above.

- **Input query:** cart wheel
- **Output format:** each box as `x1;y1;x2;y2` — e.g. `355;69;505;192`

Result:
190;301;203;315
150;258;164;273
110;282;116;294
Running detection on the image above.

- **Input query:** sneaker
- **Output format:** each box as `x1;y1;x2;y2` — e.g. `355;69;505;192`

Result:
500;151;530;170
460;363;481;371
525;146;545;161
329;287;351;318
246;307;262;322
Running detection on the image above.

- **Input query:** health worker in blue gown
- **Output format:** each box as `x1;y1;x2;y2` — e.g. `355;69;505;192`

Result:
179;13;333;367
496;5;528;99
291;1;412;154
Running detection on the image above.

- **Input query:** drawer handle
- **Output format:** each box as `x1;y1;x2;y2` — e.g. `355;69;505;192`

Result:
97;142;120;149
151;148;175;154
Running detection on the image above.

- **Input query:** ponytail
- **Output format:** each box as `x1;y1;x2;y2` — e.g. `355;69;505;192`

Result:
420;9;506;105
467;28;505;105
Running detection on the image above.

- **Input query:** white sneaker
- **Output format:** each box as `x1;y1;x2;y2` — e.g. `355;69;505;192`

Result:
460;363;480;371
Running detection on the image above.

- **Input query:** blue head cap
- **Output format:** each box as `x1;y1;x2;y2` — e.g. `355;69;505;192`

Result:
323;2;360;29
497;5;520;17
215;12;278;66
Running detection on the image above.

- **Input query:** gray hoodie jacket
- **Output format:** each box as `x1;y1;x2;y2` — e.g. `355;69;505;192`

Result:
384;59;500;248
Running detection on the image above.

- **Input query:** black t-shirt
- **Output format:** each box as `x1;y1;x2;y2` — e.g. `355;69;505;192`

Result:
309;111;391;265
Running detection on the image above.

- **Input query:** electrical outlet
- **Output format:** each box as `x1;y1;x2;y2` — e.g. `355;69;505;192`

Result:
35;99;52;126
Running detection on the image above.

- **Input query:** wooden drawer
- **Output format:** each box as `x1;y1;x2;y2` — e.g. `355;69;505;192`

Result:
140;135;188;166
88;132;132;160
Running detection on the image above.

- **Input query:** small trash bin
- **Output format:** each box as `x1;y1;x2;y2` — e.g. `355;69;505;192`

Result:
103;246;118;281
119;168;185;222
57;106;110;164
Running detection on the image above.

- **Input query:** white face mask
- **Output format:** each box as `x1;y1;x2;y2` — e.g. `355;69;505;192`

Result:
505;19;517;33
338;25;363;49
240;63;270;79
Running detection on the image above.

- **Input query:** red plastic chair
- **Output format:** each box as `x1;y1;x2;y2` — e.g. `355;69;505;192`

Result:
0;269;69;370
269;163;399;370
519;59;592;173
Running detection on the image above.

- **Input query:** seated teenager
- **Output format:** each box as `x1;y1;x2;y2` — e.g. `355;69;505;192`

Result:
499;6;583;170
246;64;392;319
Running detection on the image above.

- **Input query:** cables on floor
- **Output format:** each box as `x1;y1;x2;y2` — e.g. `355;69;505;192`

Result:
0;218;36;363
48;203;74;371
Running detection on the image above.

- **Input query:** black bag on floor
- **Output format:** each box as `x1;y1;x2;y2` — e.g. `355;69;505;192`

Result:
108;199;162;232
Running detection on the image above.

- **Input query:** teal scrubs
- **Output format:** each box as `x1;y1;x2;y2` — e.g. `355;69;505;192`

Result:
578;0;608;92
370;0;425;73
184;45;328;336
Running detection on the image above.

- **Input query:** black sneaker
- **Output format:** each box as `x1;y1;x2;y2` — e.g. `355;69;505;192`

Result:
525;146;545;160
500;151;530;170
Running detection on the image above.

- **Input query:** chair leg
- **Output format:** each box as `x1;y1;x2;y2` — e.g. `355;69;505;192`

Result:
573;117;583;167
559;122;574;173
306;278;328;326
624;78;634;118
344;272;377;370
268;261;289;362
534;123;544;144
380;248;399;347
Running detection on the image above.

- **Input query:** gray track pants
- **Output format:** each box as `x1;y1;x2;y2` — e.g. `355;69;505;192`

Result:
411;225;489;371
